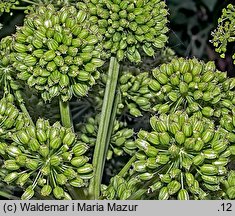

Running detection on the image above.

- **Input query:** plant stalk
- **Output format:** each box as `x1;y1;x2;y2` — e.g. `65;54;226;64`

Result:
89;57;120;199
101;91;121;172
13;90;34;126
59;98;73;129
118;155;136;177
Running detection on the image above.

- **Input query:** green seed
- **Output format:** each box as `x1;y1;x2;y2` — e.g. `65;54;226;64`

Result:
77;164;93;174
16;173;30;187
200;164;218;176
71;156;89;167
4;172;19;184
167;180;181;195
21;186;34;200
158;187;169;200
53;186;64;199
177;189;189;200
41;185;52;196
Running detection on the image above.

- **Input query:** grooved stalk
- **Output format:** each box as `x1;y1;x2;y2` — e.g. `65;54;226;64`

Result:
89;57;120;199
59;98;73;129
102;91;121;172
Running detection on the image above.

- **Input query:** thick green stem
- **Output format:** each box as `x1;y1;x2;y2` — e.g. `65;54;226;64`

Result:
101;91;121;172
118;155;136;177
89;57;120;199
59;99;73;129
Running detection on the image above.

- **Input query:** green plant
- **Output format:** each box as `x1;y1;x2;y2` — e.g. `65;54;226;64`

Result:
0;0;235;201
211;3;235;63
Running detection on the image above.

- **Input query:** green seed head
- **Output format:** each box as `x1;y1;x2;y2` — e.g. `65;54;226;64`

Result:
1;118;92;200
11;4;105;102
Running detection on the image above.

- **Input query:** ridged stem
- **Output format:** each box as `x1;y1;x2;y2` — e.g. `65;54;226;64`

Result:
102;90;121;171
89;57;120;199
59;98;73;129
118;155;137;177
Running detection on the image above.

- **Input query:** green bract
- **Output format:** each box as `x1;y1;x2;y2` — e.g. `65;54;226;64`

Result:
1;118;93;200
12;4;105;102
132;112;232;200
77;0;168;62
211;4;235;63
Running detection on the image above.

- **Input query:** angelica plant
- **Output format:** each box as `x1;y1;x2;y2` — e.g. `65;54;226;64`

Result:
0;0;235;201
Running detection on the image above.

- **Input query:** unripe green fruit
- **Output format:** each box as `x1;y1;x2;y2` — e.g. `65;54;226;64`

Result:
53;186;64;199
41;185;52;196
177;189;189;200
21;186;34;200
158;187;169;200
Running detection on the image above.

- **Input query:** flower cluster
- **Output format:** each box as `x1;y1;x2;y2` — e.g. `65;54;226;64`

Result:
77;114;135;158
0;118;92;200
0;0;19;13
222;171;235;199
101;175;140;200
76;0;168;62
131;112;234;200
12;4;105;102
211;4;235;63
0;96;30;136
149;58;235;118
119;71;153;117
